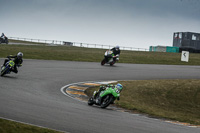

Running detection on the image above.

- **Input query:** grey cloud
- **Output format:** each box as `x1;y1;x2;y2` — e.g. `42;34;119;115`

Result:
0;0;199;48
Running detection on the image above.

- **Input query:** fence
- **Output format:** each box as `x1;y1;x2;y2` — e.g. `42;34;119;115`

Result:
8;37;149;51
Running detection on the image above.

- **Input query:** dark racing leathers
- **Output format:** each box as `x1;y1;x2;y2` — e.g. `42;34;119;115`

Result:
3;55;23;73
95;86;106;105
111;47;121;56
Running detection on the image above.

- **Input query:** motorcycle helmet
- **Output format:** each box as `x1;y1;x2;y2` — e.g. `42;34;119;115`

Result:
17;52;23;59
115;83;123;92
115;45;120;51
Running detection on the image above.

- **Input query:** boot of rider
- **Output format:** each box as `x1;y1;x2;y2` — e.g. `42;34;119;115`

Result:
12;66;18;73
113;57;116;62
97;97;102;105
105;57;109;62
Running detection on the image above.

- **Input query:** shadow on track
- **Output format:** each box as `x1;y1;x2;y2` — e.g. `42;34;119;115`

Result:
1;75;18;79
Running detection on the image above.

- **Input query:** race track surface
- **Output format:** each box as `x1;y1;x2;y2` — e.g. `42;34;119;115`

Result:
0;59;200;133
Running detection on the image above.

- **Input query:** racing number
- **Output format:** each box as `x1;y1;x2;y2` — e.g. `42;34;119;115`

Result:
9;61;14;67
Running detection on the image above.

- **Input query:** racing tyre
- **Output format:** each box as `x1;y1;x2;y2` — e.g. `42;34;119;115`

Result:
88;97;94;106
1;67;8;76
101;95;114;108
101;59;106;65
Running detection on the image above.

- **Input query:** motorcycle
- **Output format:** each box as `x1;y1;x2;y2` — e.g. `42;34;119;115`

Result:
88;85;120;108
1;59;15;76
101;50;119;66
0;37;9;44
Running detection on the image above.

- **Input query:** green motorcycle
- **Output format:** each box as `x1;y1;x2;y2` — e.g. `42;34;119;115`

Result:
88;83;123;108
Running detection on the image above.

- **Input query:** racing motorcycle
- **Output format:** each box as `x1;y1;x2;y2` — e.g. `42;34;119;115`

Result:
0;37;9;44
1;59;15;76
101;50;119;66
88;85;121;108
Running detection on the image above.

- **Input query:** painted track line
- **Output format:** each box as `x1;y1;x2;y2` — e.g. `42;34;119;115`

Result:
60;81;117;102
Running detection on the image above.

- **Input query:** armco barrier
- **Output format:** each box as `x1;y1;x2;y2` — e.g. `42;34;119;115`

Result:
8;36;149;51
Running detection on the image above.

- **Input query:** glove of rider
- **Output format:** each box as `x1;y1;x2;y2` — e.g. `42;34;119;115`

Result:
17;64;22;67
99;86;106;91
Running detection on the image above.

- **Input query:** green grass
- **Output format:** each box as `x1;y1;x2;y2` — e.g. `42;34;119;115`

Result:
0;44;200;65
85;79;200;125
0;118;62;133
0;44;105;62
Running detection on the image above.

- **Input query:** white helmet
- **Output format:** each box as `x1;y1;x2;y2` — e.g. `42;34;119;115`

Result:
17;52;23;59
115;45;120;51
115;45;120;49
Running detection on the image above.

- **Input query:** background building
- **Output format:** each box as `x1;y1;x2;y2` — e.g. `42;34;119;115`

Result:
173;32;200;53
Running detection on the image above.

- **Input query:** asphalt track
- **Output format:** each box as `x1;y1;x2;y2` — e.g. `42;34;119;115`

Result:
0;59;200;133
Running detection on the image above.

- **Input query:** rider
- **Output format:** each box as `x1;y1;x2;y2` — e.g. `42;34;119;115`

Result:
111;45;121;55
96;83;123;104
1;33;5;37
2;52;23;73
1;33;6;39
110;45;121;62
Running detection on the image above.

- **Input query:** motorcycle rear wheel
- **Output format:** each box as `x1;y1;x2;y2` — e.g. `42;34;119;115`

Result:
88;97;94;106
110;62;114;66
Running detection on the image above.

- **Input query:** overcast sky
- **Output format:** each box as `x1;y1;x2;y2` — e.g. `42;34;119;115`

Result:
0;0;200;49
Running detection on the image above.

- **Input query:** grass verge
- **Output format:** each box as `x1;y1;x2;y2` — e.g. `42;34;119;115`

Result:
0;44;200;65
85;79;200;125
0;118;62;133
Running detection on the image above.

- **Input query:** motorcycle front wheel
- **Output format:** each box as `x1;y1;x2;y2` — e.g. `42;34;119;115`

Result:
1;67;8;76
100;95;114;108
101;59;106;65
